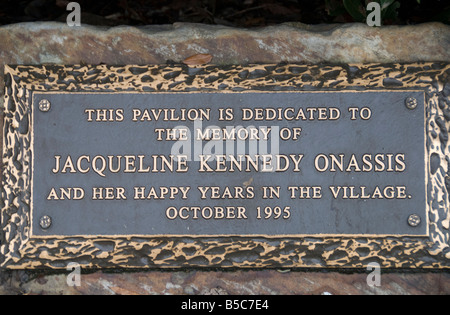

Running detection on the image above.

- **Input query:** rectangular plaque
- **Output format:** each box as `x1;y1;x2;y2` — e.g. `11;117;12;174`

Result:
31;90;426;237
2;63;450;269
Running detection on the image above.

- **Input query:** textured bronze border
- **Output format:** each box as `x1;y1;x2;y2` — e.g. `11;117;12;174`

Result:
1;63;450;269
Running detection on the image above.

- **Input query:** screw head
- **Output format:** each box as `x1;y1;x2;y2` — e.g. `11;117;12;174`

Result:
39;215;52;229
405;97;417;110
39;99;51;112
408;214;421;227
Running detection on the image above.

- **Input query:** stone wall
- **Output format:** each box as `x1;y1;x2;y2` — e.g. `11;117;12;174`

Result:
0;22;449;295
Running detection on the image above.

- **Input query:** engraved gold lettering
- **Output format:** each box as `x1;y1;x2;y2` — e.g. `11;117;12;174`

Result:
133;186;191;200
51;155;189;176
197;154;303;173
242;107;340;121
165;206;248;220
124;155;136;173
329;185;408;199
132;108;210;122
395;154;406;172
108;156;122;173
92;155;107;177
85;108;124;122
197;186;254;199
154;128;189;141
77;155;90;173
262;186;280;199
92;187;127;200
52;155;61;173
46;187;85;200
61;155;76;173
288;186;322;199
137;155;151;173
196;127;272;141
314;153;407;173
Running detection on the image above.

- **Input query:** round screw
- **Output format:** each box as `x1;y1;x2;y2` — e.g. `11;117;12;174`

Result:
408;214;421;227
405;97;417;110
39;215;52;229
39;99;51;112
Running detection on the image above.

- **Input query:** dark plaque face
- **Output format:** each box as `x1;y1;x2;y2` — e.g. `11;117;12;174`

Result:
2;64;450;269
31;91;426;237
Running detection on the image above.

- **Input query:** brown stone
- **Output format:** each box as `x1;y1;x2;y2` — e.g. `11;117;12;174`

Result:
0;22;448;67
4;270;450;295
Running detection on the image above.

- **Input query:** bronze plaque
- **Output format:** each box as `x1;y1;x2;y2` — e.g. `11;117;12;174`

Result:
2;63;450;269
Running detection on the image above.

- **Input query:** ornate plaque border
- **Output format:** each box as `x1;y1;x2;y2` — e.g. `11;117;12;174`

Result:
1;63;449;269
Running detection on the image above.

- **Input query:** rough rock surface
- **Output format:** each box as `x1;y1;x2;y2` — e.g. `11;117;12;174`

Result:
0;22;449;295
0;270;449;295
0;22;449;66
